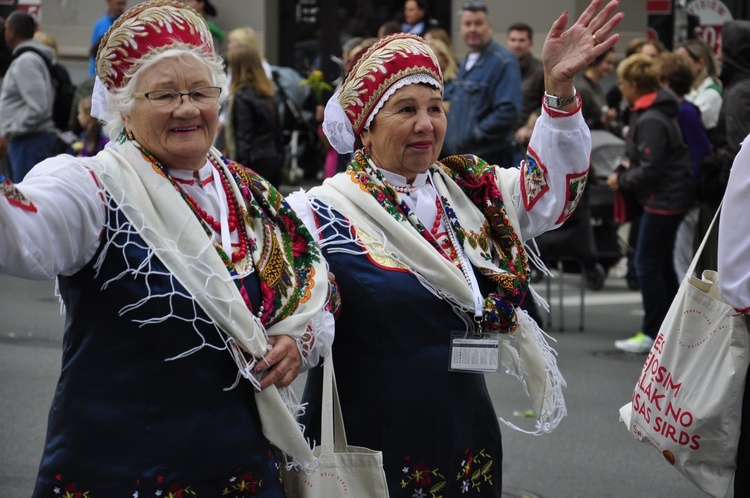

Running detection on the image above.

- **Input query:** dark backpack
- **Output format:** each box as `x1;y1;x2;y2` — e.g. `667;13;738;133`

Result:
13;46;76;131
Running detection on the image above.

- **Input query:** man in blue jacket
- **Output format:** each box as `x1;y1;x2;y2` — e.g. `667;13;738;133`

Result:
443;1;522;167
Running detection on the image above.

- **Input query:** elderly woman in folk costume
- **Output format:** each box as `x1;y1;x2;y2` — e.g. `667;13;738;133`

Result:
288;0;623;495
0;1;332;496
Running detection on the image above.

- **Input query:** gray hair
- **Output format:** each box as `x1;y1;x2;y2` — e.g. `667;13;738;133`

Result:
101;47;228;140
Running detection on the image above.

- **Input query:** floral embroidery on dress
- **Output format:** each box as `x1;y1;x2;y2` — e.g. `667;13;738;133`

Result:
221;467;263;496
455;448;494;494
52;474;91;497
519;147;549;210
400;455;447;497
0;173;37;212
555;169;589;224
399;449;495;497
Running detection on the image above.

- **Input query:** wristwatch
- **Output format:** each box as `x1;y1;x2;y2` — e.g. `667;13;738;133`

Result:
544;88;577;109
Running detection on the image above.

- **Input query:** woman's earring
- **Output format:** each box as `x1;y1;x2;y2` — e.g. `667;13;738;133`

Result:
363;145;371;156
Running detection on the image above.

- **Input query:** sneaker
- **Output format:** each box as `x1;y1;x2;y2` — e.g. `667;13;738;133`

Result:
614;332;654;353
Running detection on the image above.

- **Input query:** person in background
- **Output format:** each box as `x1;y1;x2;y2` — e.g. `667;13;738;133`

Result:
89;0;126;76
606;37;665;135
424;26;452;47
71;96;107;157
186;0;225;54
713;20;750;212
289;1;624;494
676;39;722;140
33;31;59;59
607;54;695;353
0;11;57;182
69;40;100;134
378;20;402;38
443;0;522;166
659;51;712;279
225;42;284;188
427;37;458;86
401;0;436;37
717;132;750;498
0;1;332;495
575;47;618;133
506;21;545;158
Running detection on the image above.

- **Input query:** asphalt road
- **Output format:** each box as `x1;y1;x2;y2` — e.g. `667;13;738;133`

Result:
0;270;718;498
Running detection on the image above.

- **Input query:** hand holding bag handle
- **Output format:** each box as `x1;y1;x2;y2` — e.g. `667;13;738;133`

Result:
283;353;390;498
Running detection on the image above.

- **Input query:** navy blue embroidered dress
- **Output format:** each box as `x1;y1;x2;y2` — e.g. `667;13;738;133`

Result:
32;203;284;498
302;208;502;498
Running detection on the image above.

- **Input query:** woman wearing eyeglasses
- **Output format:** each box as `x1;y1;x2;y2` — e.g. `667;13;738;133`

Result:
0;1;332;496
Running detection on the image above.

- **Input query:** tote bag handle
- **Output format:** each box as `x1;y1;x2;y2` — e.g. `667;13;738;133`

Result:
321;353;348;452
686;203;722;280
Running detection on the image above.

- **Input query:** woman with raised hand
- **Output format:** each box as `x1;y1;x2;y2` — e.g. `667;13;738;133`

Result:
288;0;623;495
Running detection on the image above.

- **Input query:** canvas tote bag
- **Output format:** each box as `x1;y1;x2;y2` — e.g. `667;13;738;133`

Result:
282;353;390;497
619;206;750;498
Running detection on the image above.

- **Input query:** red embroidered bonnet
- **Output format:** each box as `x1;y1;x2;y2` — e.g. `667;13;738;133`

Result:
95;0;215;91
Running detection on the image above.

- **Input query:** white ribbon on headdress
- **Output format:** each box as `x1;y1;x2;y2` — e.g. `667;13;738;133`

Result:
322;90;356;155
91;76;109;120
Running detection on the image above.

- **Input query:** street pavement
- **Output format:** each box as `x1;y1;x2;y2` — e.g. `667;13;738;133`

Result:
0;260;717;497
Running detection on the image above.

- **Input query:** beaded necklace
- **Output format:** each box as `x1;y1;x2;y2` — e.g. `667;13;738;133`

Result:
131;138;258;313
392;181;427;194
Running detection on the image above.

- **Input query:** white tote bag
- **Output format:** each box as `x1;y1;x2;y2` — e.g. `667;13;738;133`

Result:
619;207;750;498
282;354;390;498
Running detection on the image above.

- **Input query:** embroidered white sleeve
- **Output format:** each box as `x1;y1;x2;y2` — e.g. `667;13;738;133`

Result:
0;156;105;279
496;108;591;241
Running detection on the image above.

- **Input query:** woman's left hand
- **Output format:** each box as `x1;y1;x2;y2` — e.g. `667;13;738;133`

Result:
256;334;301;390
542;0;624;95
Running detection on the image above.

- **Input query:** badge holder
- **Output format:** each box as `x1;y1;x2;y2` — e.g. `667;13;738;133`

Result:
449;329;501;373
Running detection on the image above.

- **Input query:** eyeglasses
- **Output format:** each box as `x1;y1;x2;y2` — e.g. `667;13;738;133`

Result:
461;1;487;12
138;86;222;109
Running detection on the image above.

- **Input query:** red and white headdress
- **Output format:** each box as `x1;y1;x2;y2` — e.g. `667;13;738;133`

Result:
96;0;214;92
323;33;443;154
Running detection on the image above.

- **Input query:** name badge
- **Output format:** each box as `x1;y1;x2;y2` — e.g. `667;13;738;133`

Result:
449;331;500;373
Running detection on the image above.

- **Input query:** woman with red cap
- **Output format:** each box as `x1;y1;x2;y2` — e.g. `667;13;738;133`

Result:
0;1;332;496
288;0;623;495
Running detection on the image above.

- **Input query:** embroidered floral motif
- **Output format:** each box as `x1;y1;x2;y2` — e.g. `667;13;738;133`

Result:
455;448;494;494
439;154;529;332
555;169;589;224
520;147;549;210
52;474;91;497
399;449;495;497
221;467;263;496
0;174;37;212
400;455;447;497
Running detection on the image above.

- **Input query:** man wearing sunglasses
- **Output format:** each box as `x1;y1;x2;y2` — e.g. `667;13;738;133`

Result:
442;0;522;168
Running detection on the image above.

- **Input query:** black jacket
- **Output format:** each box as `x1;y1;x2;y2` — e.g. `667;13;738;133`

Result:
230;86;283;167
618;87;695;214
714;20;750;196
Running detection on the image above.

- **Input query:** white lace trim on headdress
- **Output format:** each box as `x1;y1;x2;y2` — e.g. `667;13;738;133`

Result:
323;90;356;155
363;74;441;130
91;76;109;120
